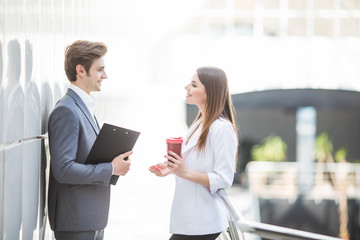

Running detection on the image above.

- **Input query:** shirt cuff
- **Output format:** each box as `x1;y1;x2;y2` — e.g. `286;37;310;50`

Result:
208;172;219;195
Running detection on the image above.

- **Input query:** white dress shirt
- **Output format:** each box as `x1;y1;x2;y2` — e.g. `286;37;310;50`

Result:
170;117;238;235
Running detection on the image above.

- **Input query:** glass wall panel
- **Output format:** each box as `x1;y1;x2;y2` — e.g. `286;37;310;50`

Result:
0;0;4;234
314;18;333;36
263;17;279;36
22;140;41;240
0;0;4;145
3;0;24;143
341;18;359;37
289;0;307;9
288;18;306;36
40;0;54;135
2;0;24;238
3;144;22;239
235;0;254;9
0;148;2;236
341;0;360;9
24;0;41;139
314;0;333;9
0;0;94;238
263;0;279;9
234;18;254;35
54;0;65;103
22;1;42;239
203;0;226;9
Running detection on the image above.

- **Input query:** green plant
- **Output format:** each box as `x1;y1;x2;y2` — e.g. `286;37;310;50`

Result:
335;147;347;163
251;134;287;162
315;131;348;163
315;132;333;162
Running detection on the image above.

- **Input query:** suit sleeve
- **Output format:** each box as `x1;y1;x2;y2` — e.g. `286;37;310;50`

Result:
48;106;113;186
207;122;237;194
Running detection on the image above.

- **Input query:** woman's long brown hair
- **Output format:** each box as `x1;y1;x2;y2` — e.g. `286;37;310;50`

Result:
191;67;238;159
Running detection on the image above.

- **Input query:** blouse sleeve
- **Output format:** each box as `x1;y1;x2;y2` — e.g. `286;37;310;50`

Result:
207;121;238;194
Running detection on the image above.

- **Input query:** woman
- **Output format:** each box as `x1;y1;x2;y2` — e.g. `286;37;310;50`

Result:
149;66;238;240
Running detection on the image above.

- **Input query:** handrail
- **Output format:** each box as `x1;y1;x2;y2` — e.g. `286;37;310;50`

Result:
238;220;342;240
218;189;343;240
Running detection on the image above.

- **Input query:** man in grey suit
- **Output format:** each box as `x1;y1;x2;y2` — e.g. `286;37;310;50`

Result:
48;40;132;240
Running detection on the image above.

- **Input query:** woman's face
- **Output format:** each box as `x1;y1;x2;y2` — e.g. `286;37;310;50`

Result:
185;72;206;110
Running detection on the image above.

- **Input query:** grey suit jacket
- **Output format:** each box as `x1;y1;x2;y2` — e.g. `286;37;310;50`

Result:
48;88;113;231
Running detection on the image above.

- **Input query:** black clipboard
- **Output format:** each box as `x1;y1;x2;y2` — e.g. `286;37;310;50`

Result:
85;123;140;165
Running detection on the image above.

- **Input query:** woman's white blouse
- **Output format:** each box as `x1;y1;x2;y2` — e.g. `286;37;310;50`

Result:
170;118;238;235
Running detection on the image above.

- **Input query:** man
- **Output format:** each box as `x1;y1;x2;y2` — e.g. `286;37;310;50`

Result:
48;40;132;240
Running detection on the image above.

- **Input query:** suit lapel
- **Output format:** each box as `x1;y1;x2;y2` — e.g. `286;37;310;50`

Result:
66;89;99;135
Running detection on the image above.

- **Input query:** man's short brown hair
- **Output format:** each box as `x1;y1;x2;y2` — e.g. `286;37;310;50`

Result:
64;40;107;82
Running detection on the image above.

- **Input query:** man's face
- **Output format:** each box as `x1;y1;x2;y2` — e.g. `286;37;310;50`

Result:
82;57;107;94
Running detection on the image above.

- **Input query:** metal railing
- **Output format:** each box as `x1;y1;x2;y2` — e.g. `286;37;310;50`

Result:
236;220;342;240
217;188;343;240
218;207;342;240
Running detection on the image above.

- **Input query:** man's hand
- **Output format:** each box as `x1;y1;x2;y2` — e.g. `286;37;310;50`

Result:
111;151;133;176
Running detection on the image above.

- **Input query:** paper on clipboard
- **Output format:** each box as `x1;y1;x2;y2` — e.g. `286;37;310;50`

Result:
85;123;140;164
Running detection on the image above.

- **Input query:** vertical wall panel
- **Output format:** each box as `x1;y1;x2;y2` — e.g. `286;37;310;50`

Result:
54;0;65;103
40;0;54;135
0;0;4;145
0;148;3;237
39;138;51;240
24;39;41;137
0;0;99;239
3;0;24;144
64;0;76;45
3;144;22;239
2;0;24;239
22;140;41;240
0;0;4;237
3;38;24;143
24;0;41;139
22;2;42;238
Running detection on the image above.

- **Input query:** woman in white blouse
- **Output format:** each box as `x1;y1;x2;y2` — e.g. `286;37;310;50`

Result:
149;66;238;240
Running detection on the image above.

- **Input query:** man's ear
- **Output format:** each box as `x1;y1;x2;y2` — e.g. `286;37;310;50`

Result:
76;64;85;78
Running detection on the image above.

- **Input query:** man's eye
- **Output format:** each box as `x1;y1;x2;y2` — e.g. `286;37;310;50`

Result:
192;84;196;87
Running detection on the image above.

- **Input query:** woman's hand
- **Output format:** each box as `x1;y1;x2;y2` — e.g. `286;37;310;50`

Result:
149;163;171;177
150;152;210;188
165;151;188;179
166;151;210;187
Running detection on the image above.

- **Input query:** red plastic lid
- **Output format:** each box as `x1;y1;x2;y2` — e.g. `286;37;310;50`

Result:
166;137;183;143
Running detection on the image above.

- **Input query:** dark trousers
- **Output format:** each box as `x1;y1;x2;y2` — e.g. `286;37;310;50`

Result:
54;229;104;240
169;232;221;240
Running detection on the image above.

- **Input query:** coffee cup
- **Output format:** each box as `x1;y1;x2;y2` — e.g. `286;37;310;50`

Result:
166;137;183;157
